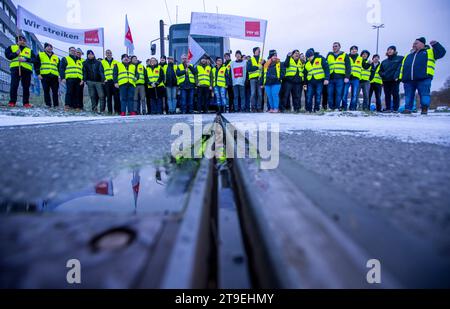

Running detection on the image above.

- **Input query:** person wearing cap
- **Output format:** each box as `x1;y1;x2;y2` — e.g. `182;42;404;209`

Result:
147;57;165;115
59;47;84;111
159;56;168;114
196;55;213;113
131;56;148;115
399;37;446;115
102;50;121;115
230;50;247;113
263;50;284;113
341;46;364;111
212;57;231;114
35;43;59;108
369;54;383;112
357;50;373;111
379;46;403;112
283;50;304;113
164;56;178;114
5;35;37;108
113;54;139;116
83;50;106;113
176;54;197;114
326;42;351;111
304;49;330;113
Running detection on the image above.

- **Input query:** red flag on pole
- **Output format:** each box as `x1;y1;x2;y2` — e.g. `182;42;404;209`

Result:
124;14;134;54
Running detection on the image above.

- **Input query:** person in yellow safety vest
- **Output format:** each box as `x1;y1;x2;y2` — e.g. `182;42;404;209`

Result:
399;37;446;115
131;56;148;115
59;46;84;111
342;45;363;111
223;52;234;111
369;54;383;112
159;56;168;114
176;54;197;114
102;50;121;114
326;42;351;111
357;50;373;111
76;48;85;110
196;55;213;113
263;50;284;113
304;48;330;113
5;35;36;108
212;57;231;114
35;42;59;108
283;49;305;113
146;57;165;115
113;54;139;116
247;47;263;112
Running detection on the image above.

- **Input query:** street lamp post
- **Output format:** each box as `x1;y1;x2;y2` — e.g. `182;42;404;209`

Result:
372;24;385;55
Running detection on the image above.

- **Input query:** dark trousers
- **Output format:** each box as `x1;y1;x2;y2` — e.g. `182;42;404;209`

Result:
227;85;234;112
369;83;383;112
41;75;59;107
383;81;400;111
119;84;135;114
65;78;81;109
78;83;85;109
283;81;302;112
198;86;211;113
322;84;328;110
104;80;120;114
148;87;164;114
10;69;31;104
306;81;323;112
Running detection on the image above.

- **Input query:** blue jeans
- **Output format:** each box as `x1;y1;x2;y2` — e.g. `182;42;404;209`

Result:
327;78;344;110
250;79;263;111
119;84;135;114
404;78;432;110
342;79;360;110
166;87;177;113
233;85;246;112
214;87;228;108
306;81;323;112
180;88;194;113
265;84;281;110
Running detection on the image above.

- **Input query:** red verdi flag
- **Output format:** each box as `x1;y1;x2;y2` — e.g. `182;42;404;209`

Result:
124;14;134;54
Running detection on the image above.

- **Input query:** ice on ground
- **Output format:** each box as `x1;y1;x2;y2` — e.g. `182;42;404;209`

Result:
225;112;450;146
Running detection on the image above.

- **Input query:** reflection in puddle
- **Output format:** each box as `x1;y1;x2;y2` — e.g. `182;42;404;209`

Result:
0;161;199;215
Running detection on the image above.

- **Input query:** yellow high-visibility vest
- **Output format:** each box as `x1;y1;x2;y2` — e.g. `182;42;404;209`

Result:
399;48;435;80
10;45;33;71
136;64;146;85
102;59;119;81
212;66;227;88
370;64;383;85
327;52;347;75
305;57;325;81
285;57;304;79
147;65;164;88
197;65;212;87
349;56;363;79
64;56;83;79
263;62;281;85
176;64;196;86
39;52;59;77
249;56;262;80
117;63;136;86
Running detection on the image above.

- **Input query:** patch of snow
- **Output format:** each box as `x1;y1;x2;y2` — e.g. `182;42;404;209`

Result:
225;112;450;146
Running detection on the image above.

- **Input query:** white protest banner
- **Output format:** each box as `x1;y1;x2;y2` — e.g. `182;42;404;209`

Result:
190;12;267;43
17;6;104;47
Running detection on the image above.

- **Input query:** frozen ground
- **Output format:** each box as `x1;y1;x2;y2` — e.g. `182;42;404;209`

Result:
226;111;450;146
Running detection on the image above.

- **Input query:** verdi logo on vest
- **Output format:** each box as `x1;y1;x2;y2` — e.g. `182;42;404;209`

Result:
233;67;244;78
245;21;261;37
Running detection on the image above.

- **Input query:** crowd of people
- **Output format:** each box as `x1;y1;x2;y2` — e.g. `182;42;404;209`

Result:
5;35;446;116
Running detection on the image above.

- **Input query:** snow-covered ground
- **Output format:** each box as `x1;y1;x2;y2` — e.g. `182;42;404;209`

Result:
225;112;450;146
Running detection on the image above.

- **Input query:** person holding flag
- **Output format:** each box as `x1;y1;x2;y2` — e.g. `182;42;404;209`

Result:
5;35;37;108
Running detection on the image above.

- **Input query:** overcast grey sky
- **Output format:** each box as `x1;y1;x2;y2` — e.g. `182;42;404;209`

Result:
14;0;450;90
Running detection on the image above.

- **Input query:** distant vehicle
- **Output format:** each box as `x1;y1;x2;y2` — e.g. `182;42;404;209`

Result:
169;24;230;64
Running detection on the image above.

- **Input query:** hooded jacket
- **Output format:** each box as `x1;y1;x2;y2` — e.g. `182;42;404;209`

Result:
379;53;404;82
400;42;446;82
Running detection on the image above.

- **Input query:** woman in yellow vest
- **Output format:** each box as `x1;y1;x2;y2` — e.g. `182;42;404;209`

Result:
304;49;330;113
113;54;139;116
35;43;60;108
342;45;363;111
369;54;383;112
146;57;165;115
212;57;230;114
262;50;284;113
5;35;36;108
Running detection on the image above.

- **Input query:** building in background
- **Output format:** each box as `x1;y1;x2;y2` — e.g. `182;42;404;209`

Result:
169;23;230;64
0;0;43;98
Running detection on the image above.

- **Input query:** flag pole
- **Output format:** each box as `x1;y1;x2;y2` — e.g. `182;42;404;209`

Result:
16;31;22;77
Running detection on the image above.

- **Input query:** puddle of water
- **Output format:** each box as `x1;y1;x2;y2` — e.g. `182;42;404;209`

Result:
0;160;199;215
